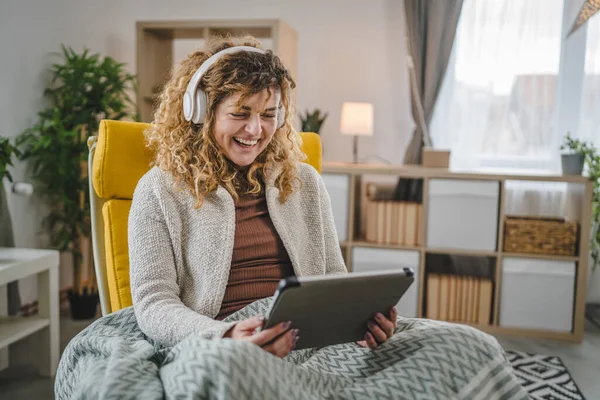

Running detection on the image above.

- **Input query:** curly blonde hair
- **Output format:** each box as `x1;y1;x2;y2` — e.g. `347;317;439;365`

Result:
146;36;303;207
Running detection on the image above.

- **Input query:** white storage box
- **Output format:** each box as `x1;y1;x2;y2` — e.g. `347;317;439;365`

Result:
352;247;420;317
500;258;575;332
322;173;350;242
426;179;500;251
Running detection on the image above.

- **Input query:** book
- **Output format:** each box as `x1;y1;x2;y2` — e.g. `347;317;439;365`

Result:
416;204;424;246
439;274;449;321
472;278;480;323
397;202;405;245
427;274;440;319
384;201;393;244
478;279;493;325
466;277;473;323
448;275;457;321
461;276;470;322
365;200;373;242
455;276;464;322
376;201;385;243
404;202;418;246
390;202;399;244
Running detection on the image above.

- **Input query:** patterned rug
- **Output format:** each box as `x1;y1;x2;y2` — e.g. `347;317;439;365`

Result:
506;351;586;400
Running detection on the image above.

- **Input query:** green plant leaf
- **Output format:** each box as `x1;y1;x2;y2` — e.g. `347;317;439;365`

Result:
16;44;138;287
299;108;328;134
562;132;600;270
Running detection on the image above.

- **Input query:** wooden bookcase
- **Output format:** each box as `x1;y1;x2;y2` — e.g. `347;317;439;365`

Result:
322;161;594;343
136;19;297;122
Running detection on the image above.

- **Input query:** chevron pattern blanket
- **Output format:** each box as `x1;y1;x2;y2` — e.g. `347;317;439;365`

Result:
55;299;529;399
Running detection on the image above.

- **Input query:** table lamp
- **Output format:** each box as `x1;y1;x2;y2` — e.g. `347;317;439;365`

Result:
340;102;373;163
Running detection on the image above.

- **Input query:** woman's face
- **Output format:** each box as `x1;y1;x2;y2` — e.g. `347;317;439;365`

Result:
213;88;281;167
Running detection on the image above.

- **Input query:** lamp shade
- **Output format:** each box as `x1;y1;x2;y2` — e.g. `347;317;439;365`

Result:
340;102;374;136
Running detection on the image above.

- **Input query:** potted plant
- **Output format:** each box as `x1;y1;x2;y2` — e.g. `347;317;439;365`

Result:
18;45;137;319
560;132;590;175
0;137;22;245
299;109;328;135
0;137;21;183
1;137;23;315
587;146;600;272
561;133;600;271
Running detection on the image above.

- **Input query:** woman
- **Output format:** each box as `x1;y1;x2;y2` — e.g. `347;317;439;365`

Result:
128;36;396;357
55;36;527;400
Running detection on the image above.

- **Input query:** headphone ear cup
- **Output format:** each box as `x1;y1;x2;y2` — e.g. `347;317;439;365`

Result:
277;106;286;129
194;89;208;124
183;92;194;121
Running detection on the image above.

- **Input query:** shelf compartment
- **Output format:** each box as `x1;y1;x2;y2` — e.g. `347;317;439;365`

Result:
426;274;494;325
322;173;351;242
362;182;423;247
424;253;496;325
0;316;50;349
352;246;420;318
503;215;579;257
499;257;575;332
426;179;500;252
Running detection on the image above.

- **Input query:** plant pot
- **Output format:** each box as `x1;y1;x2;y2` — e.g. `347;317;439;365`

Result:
561;153;585;175
68;288;99;320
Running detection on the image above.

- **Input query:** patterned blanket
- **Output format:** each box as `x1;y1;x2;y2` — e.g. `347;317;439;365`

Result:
55;299;529;399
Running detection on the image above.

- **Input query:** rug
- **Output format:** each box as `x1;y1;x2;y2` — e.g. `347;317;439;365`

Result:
506;350;586;400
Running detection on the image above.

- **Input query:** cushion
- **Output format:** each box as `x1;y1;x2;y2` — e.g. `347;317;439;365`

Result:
93;120;153;199
102;199;133;311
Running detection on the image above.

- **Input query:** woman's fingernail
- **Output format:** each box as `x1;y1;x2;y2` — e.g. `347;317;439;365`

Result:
368;320;375;328
364;333;370;341
282;321;291;329
375;313;384;321
294;336;300;344
392;306;397;313
293;329;300;337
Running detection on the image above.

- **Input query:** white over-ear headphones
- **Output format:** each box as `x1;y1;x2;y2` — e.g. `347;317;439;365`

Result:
183;46;286;128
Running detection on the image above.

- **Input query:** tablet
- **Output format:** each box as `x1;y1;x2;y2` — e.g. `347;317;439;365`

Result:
262;267;415;350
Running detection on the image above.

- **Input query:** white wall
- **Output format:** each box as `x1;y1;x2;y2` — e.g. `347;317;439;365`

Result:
0;0;413;301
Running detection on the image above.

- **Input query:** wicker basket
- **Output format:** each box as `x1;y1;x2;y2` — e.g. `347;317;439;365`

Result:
503;216;579;256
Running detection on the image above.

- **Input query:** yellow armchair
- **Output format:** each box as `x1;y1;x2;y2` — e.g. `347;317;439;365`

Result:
89;120;322;315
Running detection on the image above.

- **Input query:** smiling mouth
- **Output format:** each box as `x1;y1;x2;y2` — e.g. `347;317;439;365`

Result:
233;137;259;148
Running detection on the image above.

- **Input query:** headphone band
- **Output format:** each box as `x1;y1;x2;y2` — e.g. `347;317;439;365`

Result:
186;46;266;102
183;46;266;122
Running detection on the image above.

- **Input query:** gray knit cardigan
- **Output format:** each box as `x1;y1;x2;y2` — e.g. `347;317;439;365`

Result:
128;163;347;347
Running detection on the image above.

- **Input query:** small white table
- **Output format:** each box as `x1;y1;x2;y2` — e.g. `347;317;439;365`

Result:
0;247;59;377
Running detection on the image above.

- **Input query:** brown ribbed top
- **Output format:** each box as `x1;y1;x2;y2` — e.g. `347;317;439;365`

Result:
216;189;295;320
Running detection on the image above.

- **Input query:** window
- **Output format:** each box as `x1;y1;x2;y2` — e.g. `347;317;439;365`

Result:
431;0;596;172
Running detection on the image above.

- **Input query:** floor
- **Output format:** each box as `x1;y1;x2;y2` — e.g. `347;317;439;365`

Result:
1;313;599;399
0;309;96;400
496;319;600;399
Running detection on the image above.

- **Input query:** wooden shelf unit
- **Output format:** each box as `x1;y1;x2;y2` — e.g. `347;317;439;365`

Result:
323;162;594;343
136;19;298;122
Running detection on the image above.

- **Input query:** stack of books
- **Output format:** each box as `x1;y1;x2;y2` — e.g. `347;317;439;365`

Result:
364;183;423;246
426;274;493;325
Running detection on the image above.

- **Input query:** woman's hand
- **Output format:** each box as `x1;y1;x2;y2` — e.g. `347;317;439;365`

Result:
357;307;398;349
223;316;299;358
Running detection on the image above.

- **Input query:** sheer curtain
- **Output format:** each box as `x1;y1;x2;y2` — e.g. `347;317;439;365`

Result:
579;13;600;148
431;0;564;172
